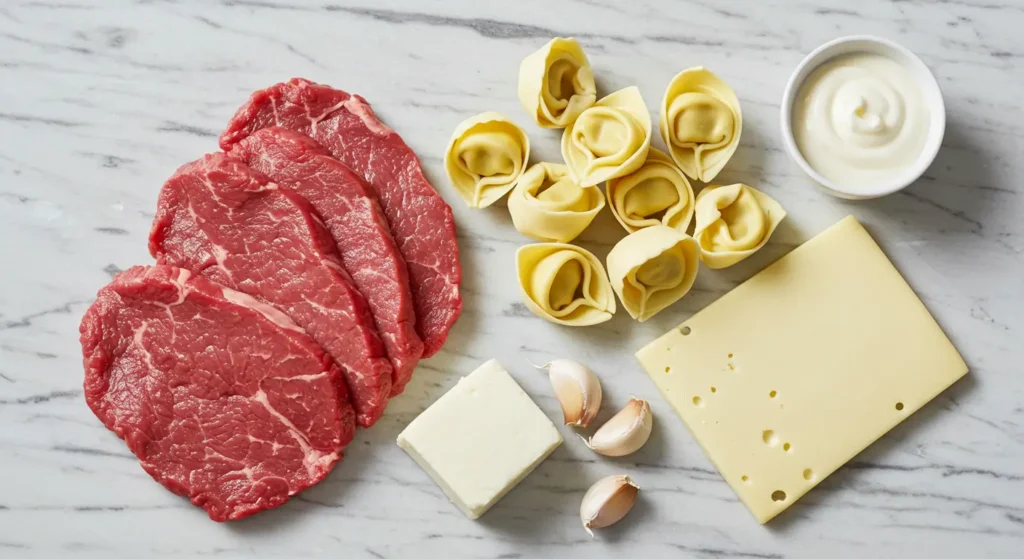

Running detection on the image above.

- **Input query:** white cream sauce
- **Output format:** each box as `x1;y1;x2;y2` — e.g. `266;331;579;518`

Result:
793;53;930;192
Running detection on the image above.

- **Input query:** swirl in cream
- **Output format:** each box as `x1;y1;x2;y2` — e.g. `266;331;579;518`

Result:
518;37;597;129
606;148;695;234
660;67;742;183
606;225;699;322
516;243;615;326
792;53;930;192
508;163;605;243
444;112;530;208
561;86;652;187
692;183;786;269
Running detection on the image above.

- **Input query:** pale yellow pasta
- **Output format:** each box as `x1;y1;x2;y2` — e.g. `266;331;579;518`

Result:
692;183;786;269
518;37;597;129
516;243;615;326
444;112;530;208
606;148;695;234
508;163;605;243
607;226;699;322
561;86;652;187
660;67;742;183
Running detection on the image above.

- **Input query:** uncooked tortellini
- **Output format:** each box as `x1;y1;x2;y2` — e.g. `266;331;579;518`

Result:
508;163;605;243
606;148;695;234
518;37;597;129
693;184;786;269
561;86;652;187
660;67;742;183
516;243;615;326
607;226;699;322
444;112;530;208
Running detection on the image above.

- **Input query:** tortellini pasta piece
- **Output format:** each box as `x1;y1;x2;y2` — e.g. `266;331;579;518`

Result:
516;243;616;326
660;67;742;183
561;86;652;187
508;162;605;243
518;37;597;129
606;148;695;234
444;112;530;208
693;183;786;269
607;225;699;322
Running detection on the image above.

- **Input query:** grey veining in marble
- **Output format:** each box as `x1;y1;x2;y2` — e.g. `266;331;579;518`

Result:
1;0;1023;557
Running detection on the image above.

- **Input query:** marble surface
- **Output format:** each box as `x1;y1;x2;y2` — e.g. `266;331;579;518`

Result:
2;0;1023;557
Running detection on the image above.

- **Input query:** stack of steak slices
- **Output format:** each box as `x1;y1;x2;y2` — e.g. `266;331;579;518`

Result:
80;80;462;521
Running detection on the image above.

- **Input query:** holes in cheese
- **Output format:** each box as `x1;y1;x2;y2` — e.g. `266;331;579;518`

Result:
515;243;615;327
803;469;815;481
769;390;777;398
444;112;530;208
508;162;605;243
518;37;597;129
895;402;905;411
762;430;777;446
692;396;703;406
659;67;742;183
783;442;792;452
771;490;787;502
606;148;696;235
606;225;700;322
693;183;786;269
635;216;968;524
562;86;652;187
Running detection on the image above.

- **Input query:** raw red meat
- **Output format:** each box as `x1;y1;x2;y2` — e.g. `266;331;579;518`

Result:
221;79;462;357
149;153;392;426
80;265;353;522
227;127;423;395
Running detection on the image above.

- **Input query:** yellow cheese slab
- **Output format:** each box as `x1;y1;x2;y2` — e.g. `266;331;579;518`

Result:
635;216;967;523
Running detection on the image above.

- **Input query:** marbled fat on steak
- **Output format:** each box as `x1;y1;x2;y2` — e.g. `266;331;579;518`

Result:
148;153;393;426
227;127;423;395
80;265;354;521
220;78;462;357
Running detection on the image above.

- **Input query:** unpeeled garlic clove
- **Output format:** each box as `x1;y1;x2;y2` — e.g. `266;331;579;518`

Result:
533;359;602;428
580;474;639;536
582;397;653;457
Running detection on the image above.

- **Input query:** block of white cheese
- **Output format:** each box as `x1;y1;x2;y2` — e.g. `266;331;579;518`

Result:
636;216;967;523
397;359;563;519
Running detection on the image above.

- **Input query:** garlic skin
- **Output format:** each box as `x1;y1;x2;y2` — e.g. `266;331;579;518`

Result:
534;359;603;428
580;475;639;536
582;398;653;457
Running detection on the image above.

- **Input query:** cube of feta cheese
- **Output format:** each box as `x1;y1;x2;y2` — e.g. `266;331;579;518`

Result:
397;359;563;519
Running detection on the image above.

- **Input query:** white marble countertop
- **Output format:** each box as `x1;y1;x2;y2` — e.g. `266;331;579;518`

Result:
2;0;1023;557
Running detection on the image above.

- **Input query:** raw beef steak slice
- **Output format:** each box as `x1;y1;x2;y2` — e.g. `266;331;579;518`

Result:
149;153;393;426
221;78;462;357
228;127;423;395
80;264;354;522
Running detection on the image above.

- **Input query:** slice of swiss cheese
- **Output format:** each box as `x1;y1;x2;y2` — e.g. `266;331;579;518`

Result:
636;215;967;523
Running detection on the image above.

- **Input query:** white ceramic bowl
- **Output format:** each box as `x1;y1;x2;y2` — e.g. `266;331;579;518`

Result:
780;35;946;200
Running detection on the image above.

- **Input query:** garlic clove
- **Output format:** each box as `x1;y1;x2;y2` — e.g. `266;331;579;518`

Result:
580;474;639;536
532;359;602;428
582;397;653;457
